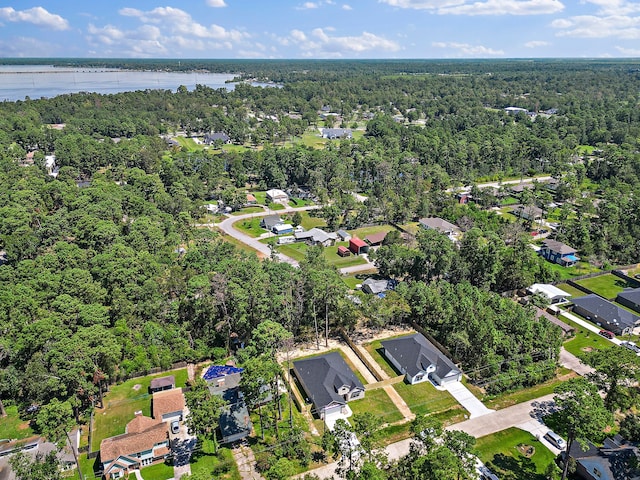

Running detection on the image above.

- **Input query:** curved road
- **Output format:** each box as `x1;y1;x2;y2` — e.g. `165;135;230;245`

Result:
210;205;377;274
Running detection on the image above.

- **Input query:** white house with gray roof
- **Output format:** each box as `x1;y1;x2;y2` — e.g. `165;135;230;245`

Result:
382;333;461;386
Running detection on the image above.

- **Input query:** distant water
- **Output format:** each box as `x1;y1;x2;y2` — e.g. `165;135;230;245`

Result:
0;65;241;102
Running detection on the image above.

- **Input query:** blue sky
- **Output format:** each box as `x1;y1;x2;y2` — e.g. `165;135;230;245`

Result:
0;0;639;58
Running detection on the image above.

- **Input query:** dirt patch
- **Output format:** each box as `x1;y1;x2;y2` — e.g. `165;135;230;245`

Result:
581;347;594;352
132;384;142;391
17;422;30;431
517;444;535;457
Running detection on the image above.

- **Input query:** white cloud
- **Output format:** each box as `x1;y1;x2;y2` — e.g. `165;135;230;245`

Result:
0;6;69;30
119;6;249;41
285;27;400;56
379;0;564;15
0;36;58;57
342;4;354;9
524;40;550;47
432;41;504;56
615;45;640;55
206;0;228;7
552;14;640;38
298;2;320;8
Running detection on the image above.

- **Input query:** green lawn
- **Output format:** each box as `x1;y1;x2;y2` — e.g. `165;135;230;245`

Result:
174;137;206;151
501;196;520;206
288;198;315;208
349;389;404;424
348;225;397;239
298;213;326;231
190;448;241;480
476;428;558;480
483;368;573;410
554;282;587;299
231;206;265;216
234;217;267;237
546;261;601;281
576;273;639;300
342;275;364;289
377;422;412;446
1;405;35;440
393;380;463;418
92;369;188;451
560;315;614;357
216;231;263;256
275;241;367;268
397;221;420;235
276;242;308;262
137;462;174;480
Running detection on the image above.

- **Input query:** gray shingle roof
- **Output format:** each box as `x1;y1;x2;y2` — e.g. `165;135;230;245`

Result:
572;294;640;331
542;239;576;255
382;334;459;382
617;288;640;307
292;352;364;414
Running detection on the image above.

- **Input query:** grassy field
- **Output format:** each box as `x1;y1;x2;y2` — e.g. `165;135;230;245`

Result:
476;428;557;480
483;368;574;410
216;231;263;256
349;388;404;424
174;137;206;151
92;369;188;451
1;405;35;440
576;273;639;300
348;225;397;239
276;241;368;268
560;315;615;357
546;261;601;281
394;380;463;418
190;448;240;480
234;217;267;237
554;282;587;299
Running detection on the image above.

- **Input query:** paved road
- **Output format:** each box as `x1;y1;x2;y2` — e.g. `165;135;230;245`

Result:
446;176;554;193
213;206;377;274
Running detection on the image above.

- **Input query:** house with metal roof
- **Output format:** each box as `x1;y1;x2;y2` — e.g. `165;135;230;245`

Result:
381;333;461;386
572;294;640;335
418;217;461;240
528;284;573;304
292;352;364;420
617;288;640;314
320;128;352;139
294;227;334;247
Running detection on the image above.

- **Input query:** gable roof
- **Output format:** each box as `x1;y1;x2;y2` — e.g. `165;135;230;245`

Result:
617;288;640;306
362;278;397;295
152;389;185;419
365;232;387;245
572;294;640;331
382;333;460;381
203;365;244;381
295;227;331;243
100;416;167;464
292;352;364;413
570;435;640;480
528;283;572;300
205;132;230;142
150;375;175;390
321;128;352;138
261;215;283;229
542;239;576;255
349;237;367;248
418;217;460;234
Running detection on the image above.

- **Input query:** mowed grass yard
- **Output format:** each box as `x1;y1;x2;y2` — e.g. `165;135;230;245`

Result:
545;261;600;281
1;405;35;440
476;428;557;480
554;282;587;299
234;217;267;237
348;225;397;240
349;388;404;425
576;273;640;300
560;314;615;357
92;369;188;451
276;241;367;268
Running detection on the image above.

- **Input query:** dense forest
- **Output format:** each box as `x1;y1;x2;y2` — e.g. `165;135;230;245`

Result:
1;59;640;425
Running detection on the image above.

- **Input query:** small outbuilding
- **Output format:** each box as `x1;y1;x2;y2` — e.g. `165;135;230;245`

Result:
349;237;368;255
528;284;572;304
337;246;351;257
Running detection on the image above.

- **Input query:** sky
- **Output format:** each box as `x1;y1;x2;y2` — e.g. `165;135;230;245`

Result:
0;0;639;59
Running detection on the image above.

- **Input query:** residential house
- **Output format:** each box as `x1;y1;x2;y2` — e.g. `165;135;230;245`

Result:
246;194;257;205
534;307;575;337
272;224;294;235
504;106;528;115
365;232;387;247
528;284;572;304
509;183;534;195
265;189;289;203
204;132;231;145
349;237;369;255
456;192;472;204
293;351;365;421
572;294;640;335
567;435;640;480
511;204;544;222
418;217;461;240
202;365;252;444
337;229;351;241
539;240;580;267
294;228;335;247
100;414;170;480
381;333;461;386
152;389;185;424
320;128;352;140
278;236;296;245
361;278;398;296
149;375;175;394
260;215;283;231
617;288;640;314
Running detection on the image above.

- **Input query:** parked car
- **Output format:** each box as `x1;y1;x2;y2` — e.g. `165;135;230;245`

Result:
544;430;566;450
171;420;180;434
635;273;640;280
621;341;640;355
599;329;615;339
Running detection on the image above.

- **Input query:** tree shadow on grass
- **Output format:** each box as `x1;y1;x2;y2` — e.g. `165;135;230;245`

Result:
489;452;543;480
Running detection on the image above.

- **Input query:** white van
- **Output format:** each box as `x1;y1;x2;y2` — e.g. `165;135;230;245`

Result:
544;430;566;450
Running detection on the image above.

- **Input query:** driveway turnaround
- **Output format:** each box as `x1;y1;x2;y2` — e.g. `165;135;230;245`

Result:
442;382;494;419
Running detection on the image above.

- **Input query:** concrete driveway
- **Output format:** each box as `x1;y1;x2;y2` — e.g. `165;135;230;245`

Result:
442;381;494;419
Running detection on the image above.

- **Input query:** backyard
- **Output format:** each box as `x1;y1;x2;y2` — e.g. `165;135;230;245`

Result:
576;273;640;300
545;261;601;281
476;428;557;480
275;241;368;269
91;369;188;451
560;315;615;357
349;388;404;425
234;217;267;237
1;405;35;440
